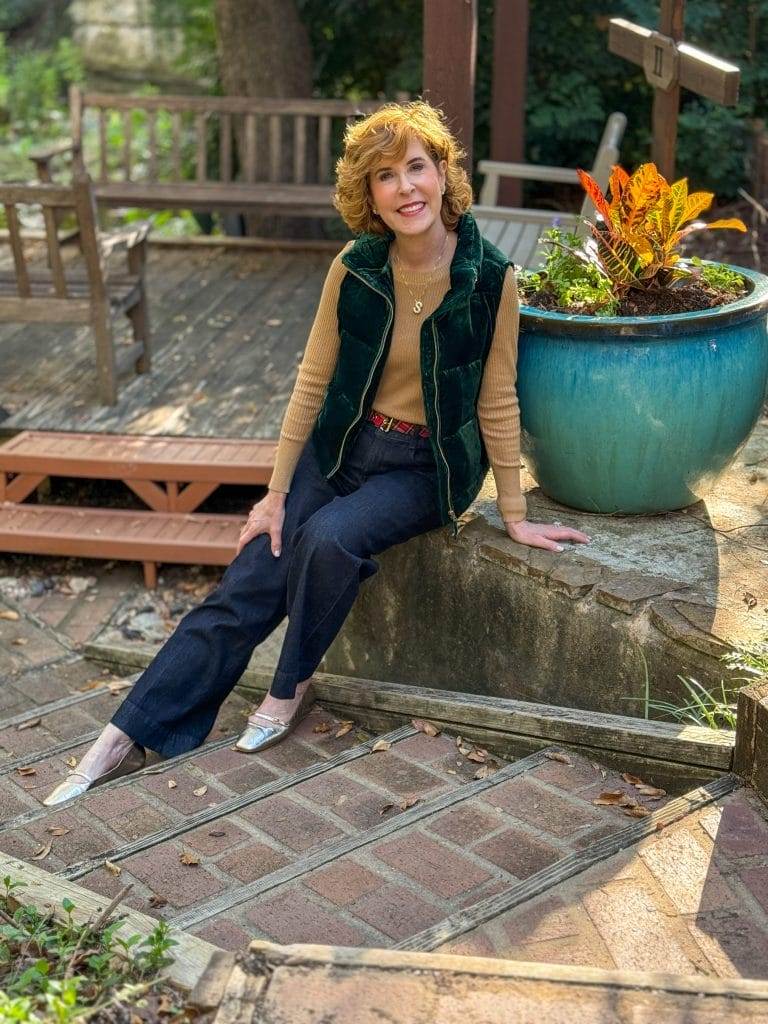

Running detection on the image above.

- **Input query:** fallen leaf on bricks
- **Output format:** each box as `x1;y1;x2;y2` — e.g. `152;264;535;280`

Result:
31;841;53;861
208;830;226;838
379;802;395;815
313;722;331;733
11;638;28;646
16;766;36;776
400;796;419;810
193;786;208;797
412;719;441;736
467;748;490;763
621;772;644;785
335;722;354;738
474;763;499;780
149;895;168;909
458;744;472;756
636;784;666;798
371;739;391;753
593;790;625;805
0;610;20;621
66;757;78;769
618;795;639;808
107;680;132;695
167;780;177;789
77;679;107;692
105;860;122;876
544;751;572;765
180;852;200;866
623;805;652;818
17;718;41;731
47;827;69;836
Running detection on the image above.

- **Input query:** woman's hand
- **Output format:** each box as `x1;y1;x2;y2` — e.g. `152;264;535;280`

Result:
236;490;287;557
504;518;590;552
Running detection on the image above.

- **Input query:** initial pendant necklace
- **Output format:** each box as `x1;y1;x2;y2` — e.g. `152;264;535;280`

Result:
392;233;450;315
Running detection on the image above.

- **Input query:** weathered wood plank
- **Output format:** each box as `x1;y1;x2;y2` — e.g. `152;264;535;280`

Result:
81;90;381;116
4;204;30;297
82;640;732;774
219;113;232;182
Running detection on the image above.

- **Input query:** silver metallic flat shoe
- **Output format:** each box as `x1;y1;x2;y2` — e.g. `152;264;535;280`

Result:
42;742;146;807
235;684;316;754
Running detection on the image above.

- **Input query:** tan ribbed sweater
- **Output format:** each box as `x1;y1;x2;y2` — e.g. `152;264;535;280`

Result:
267;243;526;522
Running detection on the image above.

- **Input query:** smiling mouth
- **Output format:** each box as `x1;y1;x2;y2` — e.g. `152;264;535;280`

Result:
397;201;426;215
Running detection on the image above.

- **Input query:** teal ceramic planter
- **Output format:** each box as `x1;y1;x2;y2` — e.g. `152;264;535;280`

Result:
517;266;768;514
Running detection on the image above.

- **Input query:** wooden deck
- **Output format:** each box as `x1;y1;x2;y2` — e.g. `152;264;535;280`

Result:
0;241;337;438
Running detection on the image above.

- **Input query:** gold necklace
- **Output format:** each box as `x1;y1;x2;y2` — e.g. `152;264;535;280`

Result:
392;233;450;315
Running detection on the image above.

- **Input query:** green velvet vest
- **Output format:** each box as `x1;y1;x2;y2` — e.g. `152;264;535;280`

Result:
311;211;510;536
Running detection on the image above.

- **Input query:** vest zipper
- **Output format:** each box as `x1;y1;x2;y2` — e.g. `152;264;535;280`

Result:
326;267;394;479
431;320;459;537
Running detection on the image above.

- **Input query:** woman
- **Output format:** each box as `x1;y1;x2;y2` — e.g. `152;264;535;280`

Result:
44;101;589;807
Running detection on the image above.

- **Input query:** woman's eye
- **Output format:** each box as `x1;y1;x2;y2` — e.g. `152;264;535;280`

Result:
410;162;425;171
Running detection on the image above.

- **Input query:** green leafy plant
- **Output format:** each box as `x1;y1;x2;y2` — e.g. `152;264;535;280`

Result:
577;162;747;293
518;227;619;315
520;162;751;315
0;880;183;1022
644;676;738;730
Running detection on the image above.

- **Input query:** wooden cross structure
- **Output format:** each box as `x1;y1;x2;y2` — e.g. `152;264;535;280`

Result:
608;0;740;181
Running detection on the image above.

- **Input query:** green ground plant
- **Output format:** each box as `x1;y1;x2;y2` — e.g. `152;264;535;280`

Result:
626;639;768;732
0;877;184;1023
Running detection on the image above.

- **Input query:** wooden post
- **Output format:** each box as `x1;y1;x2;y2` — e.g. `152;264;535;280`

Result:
423;0;478;169
608;1;740;182
651;0;685;180
490;0;528;206
734;680;768;805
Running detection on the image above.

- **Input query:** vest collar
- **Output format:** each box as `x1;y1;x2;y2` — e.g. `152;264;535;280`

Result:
341;211;482;314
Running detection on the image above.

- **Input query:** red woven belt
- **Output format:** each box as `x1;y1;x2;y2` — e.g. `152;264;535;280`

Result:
367;409;430;437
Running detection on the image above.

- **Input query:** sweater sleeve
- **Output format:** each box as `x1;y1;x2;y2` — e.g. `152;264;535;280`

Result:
476;266;527;523
267;247;349;494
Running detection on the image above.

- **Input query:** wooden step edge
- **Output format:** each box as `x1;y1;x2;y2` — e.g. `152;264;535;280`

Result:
243;937;768;1003
83;641;734;783
0;502;244;524
0;851;222;993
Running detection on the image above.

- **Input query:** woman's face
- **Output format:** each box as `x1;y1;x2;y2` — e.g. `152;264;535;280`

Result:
368;138;447;238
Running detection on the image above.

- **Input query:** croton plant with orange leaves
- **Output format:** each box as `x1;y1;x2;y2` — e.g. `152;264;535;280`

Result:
576;161;746;292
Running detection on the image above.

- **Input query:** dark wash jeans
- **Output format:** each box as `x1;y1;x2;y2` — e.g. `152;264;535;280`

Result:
110;421;443;757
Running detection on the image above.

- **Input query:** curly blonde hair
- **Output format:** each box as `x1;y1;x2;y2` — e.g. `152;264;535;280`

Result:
334;100;473;236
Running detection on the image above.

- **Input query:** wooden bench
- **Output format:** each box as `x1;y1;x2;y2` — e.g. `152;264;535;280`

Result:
30;87;383;221
0;175;151;406
473;112;627;268
0;431;278;587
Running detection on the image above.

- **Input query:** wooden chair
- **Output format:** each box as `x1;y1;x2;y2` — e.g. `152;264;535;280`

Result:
473;112;627;268
0;173;151;405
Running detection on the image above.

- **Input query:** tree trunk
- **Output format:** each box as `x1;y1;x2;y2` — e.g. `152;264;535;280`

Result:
214;0;315;236
214;0;312;99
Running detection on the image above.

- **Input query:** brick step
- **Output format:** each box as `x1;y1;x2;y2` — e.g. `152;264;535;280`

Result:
3;679;724;956
3;675;764;979
0;503;243;587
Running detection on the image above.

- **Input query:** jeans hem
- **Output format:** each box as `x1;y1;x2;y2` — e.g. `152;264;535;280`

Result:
111;697;207;759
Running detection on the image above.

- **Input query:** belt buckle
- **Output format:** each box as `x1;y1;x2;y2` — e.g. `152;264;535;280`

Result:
380;415;395;432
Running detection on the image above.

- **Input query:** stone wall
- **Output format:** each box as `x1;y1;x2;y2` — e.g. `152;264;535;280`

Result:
69;0;191;87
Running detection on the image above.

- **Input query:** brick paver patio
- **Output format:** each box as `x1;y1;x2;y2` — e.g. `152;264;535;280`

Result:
1;554;768;1018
